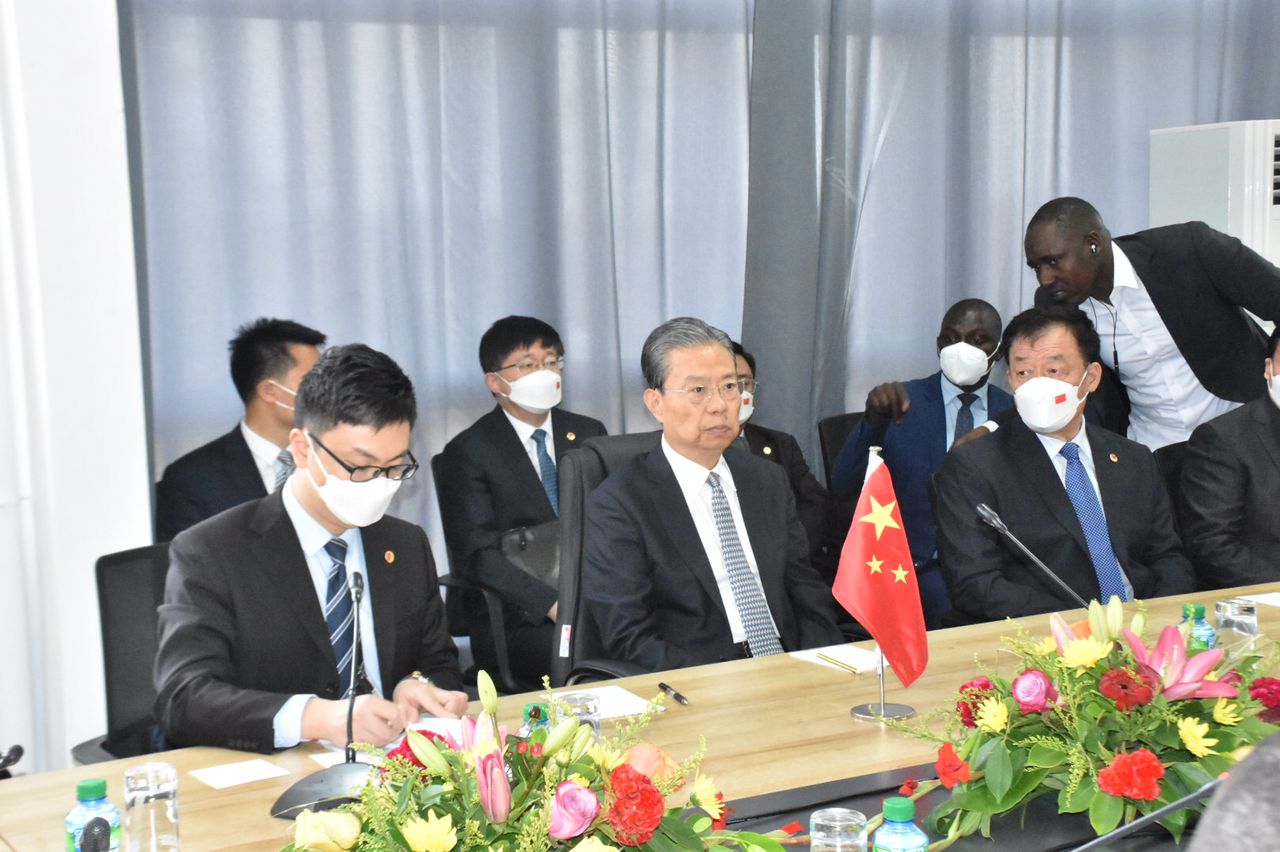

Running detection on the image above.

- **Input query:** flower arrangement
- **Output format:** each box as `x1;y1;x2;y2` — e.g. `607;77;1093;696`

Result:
889;598;1279;849
285;673;789;851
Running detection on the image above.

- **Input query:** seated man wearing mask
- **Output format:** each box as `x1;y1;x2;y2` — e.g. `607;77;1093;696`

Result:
155;344;467;752
933;306;1194;622
583;317;842;672
438;316;606;688
830;298;1011;627
1179;326;1280;589
731;341;837;583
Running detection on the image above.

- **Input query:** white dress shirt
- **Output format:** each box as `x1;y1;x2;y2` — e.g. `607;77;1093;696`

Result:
1084;242;1239;449
502;408;556;476
660;436;779;643
240;420;289;493
271;481;385;748
941;374;991;448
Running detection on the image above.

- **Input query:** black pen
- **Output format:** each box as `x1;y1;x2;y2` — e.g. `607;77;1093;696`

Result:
658;682;689;705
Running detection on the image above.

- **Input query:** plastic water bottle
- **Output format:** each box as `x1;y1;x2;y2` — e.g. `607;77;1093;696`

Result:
1181;603;1217;653
65;778;121;851
872;796;929;852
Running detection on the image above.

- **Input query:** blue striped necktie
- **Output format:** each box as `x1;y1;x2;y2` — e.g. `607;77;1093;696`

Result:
1059;443;1130;602
323;537;357;693
706;472;783;656
273;447;295;492
532;428;559;515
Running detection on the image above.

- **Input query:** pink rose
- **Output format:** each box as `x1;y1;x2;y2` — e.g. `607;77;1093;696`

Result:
548;781;601;840
1011;669;1056;714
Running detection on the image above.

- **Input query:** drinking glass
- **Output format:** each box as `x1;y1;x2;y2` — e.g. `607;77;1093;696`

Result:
810;807;867;851
555;692;602;737
1216;597;1259;653
123;762;179;852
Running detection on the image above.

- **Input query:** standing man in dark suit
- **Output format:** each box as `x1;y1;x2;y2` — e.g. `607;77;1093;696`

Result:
155;318;326;542
829;299;1012;627
1025;196;1280;450
155;344;466;753
583;317;842;672
1179;326;1280;589
730;342;837;583
934;307;1194;622
438;316;606;689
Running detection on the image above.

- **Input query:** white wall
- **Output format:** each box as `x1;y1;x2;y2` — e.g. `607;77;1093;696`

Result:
0;0;151;771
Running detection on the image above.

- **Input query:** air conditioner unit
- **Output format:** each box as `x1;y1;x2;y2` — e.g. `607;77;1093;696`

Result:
1149;119;1280;267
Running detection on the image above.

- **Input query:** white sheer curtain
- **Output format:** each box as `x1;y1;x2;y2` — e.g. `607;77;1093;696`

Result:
743;0;1280;468
130;0;754;560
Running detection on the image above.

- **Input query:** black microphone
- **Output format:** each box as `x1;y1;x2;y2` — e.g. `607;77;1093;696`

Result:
345;571;364;764
975;503;1089;609
80;817;112;852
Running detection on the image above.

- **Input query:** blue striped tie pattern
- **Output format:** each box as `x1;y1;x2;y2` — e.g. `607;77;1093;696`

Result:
706;472;783;656
1059;443;1131;602
273;447;295;492
323;537;356;693
532;429;559;515
953;393;977;446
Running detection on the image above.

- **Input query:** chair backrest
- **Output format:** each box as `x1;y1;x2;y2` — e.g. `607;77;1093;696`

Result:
97;543;170;757
552;431;662;685
817;411;863;486
430;453;472;637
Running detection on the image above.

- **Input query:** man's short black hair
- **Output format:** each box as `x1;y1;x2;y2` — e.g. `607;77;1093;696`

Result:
229;318;326;403
1001;305;1102;367
1269;325;1280;360
294;344;417;433
730;341;756;376
1027;196;1106;237
478;316;564;373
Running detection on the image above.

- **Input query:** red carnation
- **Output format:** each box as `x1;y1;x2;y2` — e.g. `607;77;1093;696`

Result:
898;778;919;796
1250;677;1280;709
382;729;444;776
605;764;665;846
934;742;971;790
712;794;733;831
956;677;995;728
1097;748;1164;801
1100;669;1156;712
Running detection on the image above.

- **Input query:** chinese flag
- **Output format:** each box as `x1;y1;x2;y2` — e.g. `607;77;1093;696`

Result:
832;451;928;687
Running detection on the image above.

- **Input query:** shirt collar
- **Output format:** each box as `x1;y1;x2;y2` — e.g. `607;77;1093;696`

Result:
240;419;285;466
660;435;735;501
1034;418;1093;460
282;476;358;557
940;373;991;407
502;407;553;445
1109;240;1139;291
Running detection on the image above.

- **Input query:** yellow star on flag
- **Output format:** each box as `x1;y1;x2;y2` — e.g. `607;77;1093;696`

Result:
866;555;883;575
892;565;910;583
858;497;901;540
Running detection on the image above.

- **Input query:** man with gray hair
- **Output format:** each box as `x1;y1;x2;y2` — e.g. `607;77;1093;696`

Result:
582;317;842;671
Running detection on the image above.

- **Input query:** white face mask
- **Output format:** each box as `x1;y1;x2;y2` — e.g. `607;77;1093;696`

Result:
499;369;562;414
304;436;401;527
738;388;754;424
268;379;297;412
939;342;998;388
1014;374;1089;435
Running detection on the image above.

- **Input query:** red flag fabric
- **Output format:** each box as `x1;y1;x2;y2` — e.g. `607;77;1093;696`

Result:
832;451;928;687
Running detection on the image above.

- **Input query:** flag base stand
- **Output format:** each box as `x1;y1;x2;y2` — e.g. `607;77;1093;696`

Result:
850;702;914;721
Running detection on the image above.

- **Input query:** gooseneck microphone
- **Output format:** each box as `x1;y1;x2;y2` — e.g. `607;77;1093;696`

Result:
345;571;364;764
975;503;1089;609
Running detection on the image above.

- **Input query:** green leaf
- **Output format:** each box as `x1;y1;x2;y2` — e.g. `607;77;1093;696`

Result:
1059;777;1096;814
394;775;415;817
656;813;705;850
1169;761;1213;793
985;740;1014;802
1088;789;1124;836
1026;744;1068;768
1200;753;1233;777
994;768;1050;812
973;736;1001;768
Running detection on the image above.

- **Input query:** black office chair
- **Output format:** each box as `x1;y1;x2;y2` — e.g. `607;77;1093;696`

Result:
817;411;863;487
551;431;662;686
72;543;170;764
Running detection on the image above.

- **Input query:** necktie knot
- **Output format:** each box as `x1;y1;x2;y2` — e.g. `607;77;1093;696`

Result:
532;428;548;448
1060;442;1081;462
958;392;977;408
324;537;348;565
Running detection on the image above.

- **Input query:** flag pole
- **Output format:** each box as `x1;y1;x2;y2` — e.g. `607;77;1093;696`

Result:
851;647;913;721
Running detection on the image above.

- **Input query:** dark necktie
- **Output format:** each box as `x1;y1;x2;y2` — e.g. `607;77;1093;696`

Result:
707;472;783;656
323;538;356;693
273;447;295;492
1059;443;1130;602
532;428;559;515
953;393;977;446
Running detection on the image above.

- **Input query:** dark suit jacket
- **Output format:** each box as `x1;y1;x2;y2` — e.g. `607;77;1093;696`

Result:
933;417;1194;622
740;422;834;571
582;445;843;672
154;490;462;752
1180;397;1280;588
830;374;1014;565
155;425;267;542
437;406;607;625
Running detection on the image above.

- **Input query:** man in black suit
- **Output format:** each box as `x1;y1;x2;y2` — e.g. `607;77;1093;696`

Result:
934;307;1194;622
1179;326;1280;589
155;344;466;752
730;342;836;582
583;317;842;672
438;316;606;688
155;318;326;542
1025;196;1280;450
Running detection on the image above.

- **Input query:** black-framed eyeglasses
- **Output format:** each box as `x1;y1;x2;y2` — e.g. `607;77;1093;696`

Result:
497;355;566;375
308;432;419;482
662;379;744;406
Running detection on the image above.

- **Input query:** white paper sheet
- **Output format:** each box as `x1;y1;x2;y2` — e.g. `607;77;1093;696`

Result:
1239;592;1280;608
789;642;881;674
188;758;290;789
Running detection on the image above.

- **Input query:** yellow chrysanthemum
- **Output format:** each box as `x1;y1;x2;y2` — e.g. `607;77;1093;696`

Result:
1177;716;1219;758
565;773;590;788
400;811;456;852
1213;698;1242;726
1059;637;1112;669
689;773;723;820
975;695;1009;733
588;742;625;772
1034;636;1058;655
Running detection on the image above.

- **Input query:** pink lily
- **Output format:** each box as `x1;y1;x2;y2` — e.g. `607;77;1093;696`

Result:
1123;626;1236;700
476;749;511;822
1049;612;1076;653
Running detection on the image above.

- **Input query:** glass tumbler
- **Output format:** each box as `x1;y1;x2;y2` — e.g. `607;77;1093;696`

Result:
555;692;603;737
810;806;867;851
123;761;179;852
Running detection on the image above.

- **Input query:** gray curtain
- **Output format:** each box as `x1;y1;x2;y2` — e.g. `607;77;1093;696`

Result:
744;0;1280;475
130;0;754;563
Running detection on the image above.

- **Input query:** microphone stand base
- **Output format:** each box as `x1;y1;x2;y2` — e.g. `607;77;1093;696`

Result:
850;702;914;721
271;761;370;820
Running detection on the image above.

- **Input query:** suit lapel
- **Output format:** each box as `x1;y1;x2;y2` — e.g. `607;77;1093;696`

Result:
1249;399;1280;480
553;410;583;463
481;407;553;513
249;492;334;665
646;450;726;616
919;374;948;468
1007;420;1090;555
225;427;269;499
361;521;398;682
726;453;786;609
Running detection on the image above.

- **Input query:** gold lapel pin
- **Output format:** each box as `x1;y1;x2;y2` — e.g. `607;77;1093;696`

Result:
384;550;395;564
566;432;577;441
1109;453;1119;463
763;446;773;455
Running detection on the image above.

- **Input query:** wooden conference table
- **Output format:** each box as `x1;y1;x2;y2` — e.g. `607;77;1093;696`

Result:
2;583;1276;850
